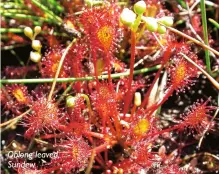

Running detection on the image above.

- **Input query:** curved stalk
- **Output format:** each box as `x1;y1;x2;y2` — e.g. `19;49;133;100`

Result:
79;94;94;122
0;109;31;128
48;39;75;101
180;53;219;90
162;24;219;56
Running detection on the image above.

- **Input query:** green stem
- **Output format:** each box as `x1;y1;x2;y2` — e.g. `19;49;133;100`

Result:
209;18;219;29
1;9;30;14
31;0;63;25
0;65;161;84
46;0;64;13
56;82;74;104
2;13;53;23
132;14;142;32
200;0;211;73
0;28;69;37
10;50;25;66
0;2;25;8
0;28;23;33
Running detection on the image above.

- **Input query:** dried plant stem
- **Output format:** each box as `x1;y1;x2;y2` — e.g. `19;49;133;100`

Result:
180;53;219;90
0;109;31;128
145;87;175;116
182;152;219;162
141;47;172;108
162;24;219;56
0;65;161;84
141;66;164;107
85;150;96;174
48;40;75;101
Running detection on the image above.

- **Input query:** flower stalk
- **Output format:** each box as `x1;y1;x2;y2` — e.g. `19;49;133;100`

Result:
48;39;75;101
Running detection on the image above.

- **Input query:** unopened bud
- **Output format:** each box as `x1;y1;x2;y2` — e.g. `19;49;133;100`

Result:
30;51;41;63
85;0;93;6
158;16;174;27
24;27;33;40
34;26;41;35
32;40;42;52
134;92;141;106
66;95;76;108
120;8;136;27
142;17;158;32
157;25;166;34
134;1;146;15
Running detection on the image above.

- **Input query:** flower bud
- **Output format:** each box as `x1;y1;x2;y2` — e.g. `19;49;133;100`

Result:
30;51;41;63
24;27;33;40
134;92;141;106
85;0;93;7
157;25;166;34
32;40;42;52
144;17;158;32
120;8;136;27
134;1;146;15
66;95;76;108
158;16;174;27
34;26;41;35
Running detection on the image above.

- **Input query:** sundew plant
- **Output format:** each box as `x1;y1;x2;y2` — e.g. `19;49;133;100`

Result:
1;0;219;173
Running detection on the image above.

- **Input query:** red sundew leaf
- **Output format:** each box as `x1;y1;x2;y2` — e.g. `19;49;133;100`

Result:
131;141;157;168
79;4;122;54
51;137;91;173
181;99;214;134
167;46;202;93
41;46;70;78
23;97;63;139
6;84;31;105
91;82;118;119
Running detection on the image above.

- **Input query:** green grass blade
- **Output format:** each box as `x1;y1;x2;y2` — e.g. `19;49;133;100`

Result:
209;18;219;29
200;0;211;74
